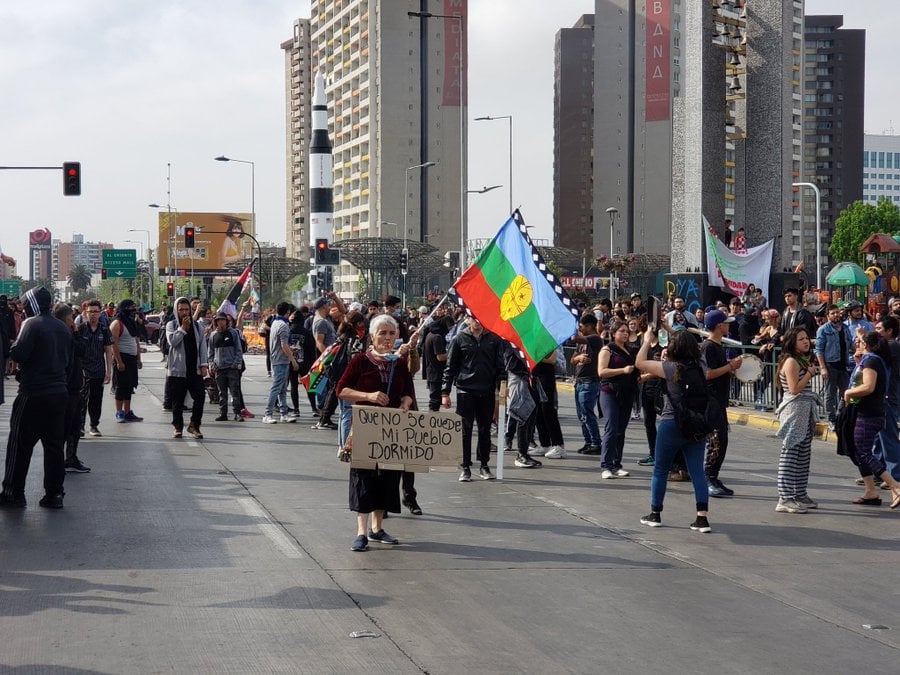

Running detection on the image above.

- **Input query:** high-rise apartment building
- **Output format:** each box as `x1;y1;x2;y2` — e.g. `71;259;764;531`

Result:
863;134;900;205
553;15;594;255
281;19;313;261
801;15;864;270
53;234;113;283
287;0;466;294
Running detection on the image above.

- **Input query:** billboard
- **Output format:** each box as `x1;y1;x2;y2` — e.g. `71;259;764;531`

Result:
645;0;671;122
156;212;254;275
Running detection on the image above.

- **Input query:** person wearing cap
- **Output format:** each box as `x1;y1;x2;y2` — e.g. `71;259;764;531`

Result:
844;300;873;336
889;297;900;321
780;287;816;339
209;312;246;422
700;309;743;497
0;287;72;509
630;293;646;317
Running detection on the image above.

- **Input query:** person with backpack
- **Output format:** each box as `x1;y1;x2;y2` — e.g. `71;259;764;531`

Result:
700;310;743;497
209;312;247;421
635;329;715;533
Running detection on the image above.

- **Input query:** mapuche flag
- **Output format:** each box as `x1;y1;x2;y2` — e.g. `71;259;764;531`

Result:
450;211;579;369
217;257;257;318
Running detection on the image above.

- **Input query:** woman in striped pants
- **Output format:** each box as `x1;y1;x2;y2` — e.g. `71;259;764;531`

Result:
774;328;820;514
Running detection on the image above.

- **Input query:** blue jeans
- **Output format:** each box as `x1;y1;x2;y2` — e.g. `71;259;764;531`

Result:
599;388;634;470
266;363;290;416
339;399;353;449
649;419;709;513
873;402;900;481
574;381;601;447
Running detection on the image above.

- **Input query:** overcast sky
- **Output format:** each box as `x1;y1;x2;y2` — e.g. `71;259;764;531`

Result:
0;0;890;278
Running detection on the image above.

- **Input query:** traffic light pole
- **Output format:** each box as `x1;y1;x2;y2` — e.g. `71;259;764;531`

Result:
0;164;81;196
191;230;265;310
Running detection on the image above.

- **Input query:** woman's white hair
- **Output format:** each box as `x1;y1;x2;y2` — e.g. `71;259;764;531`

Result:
368;313;398;336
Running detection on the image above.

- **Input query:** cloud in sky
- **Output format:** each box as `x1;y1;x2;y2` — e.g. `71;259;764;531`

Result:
0;0;893;279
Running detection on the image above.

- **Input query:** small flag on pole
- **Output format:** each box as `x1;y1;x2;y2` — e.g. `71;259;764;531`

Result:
218;257;256;318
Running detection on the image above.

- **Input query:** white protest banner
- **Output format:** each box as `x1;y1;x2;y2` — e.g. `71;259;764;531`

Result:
350;405;463;472
703;216;774;301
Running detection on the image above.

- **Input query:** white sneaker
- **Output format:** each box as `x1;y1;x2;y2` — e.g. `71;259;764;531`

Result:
544;445;567;459
615;468;630;477
601;469;616;479
262;415;278;424
281;413;298;423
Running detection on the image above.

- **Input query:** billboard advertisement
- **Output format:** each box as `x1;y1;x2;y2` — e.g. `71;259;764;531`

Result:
645;0;671;122
156;212;254;276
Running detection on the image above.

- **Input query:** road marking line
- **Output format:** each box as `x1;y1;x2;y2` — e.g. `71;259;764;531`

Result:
238;498;303;559
187;441;199;448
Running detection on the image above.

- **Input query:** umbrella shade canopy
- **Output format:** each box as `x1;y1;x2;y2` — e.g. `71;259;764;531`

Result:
826;262;870;288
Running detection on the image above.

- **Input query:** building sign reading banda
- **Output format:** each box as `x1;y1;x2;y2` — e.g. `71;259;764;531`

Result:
645;0;671;122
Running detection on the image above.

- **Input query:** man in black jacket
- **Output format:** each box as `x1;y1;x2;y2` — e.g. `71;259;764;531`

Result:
0;287;72;509
441;315;505;481
779;287;816;339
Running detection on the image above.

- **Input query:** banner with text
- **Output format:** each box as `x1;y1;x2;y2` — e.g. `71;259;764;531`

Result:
703;217;774;301
350;405;463;472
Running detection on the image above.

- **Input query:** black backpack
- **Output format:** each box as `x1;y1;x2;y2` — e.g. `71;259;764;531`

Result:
666;361;718;441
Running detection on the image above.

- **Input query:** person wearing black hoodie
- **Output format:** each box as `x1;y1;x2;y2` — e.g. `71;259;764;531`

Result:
52;303;91;473
0;287;72;509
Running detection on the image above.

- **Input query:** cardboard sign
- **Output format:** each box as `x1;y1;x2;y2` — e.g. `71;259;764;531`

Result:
350;405;463;472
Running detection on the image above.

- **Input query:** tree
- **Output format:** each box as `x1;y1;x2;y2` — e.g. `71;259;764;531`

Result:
68;264;92;292
830;198;900;265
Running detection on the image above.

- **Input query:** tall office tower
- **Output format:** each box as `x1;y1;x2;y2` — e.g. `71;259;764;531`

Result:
554;15;594;255
672;0;803;273
863;134;900;205
592;0;679;259
281;18;312;261
294;0;465;294
801;15;864;271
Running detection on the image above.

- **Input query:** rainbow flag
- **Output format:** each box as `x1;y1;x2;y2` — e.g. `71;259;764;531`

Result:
300;339;343;394
450;211;579;369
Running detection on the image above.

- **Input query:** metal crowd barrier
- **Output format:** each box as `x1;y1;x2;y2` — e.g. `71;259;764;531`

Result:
558;342;827;416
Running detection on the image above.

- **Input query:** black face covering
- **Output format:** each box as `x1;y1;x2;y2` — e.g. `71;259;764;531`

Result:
116;302;139;335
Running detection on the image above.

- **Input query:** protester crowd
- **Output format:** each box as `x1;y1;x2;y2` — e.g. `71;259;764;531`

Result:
1;285;898;551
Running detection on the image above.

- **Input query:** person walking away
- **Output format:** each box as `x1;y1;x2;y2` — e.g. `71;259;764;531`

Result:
287;307;317;417
53;303;91;474
422;314;452;412
75;299;113;437
109;299;143;423
842;332;900;509
597;320;639;479
773;328;820;513
262;302;299;424
209;312;245;421
815;304;854;430
700;310;743;497
874;317;900;481
0;287;72;509
635;329;713;532
166;296;209;439
441;315;505;481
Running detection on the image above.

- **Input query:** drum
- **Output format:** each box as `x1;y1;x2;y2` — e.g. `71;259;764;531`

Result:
734;354;764;383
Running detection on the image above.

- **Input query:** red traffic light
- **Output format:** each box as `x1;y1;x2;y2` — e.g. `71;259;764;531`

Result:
184;226;195;248
62;161;81;196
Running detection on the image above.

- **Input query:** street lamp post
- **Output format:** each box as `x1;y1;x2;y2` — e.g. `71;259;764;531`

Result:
408;10;467;269
467;185;502;195
606;207;619;299
403;161;435;309
215;155;259;306
128;228;153;309
148;203;178;288
474;115;513;214
792;182;822;288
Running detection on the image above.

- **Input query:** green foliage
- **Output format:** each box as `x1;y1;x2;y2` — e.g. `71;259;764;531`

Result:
67;264;92;292
830;198;900;265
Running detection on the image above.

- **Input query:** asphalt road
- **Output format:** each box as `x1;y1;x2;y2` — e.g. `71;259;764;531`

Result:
0;350;897;674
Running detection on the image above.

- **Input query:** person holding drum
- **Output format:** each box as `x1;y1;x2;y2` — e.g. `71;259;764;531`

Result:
773;328;820;513
699;310;743;497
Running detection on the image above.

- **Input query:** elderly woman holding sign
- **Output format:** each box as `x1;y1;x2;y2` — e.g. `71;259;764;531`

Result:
336;314;416;552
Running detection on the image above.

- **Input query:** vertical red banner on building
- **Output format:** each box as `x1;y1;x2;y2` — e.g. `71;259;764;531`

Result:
442;0;467;106
645;0;671;121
